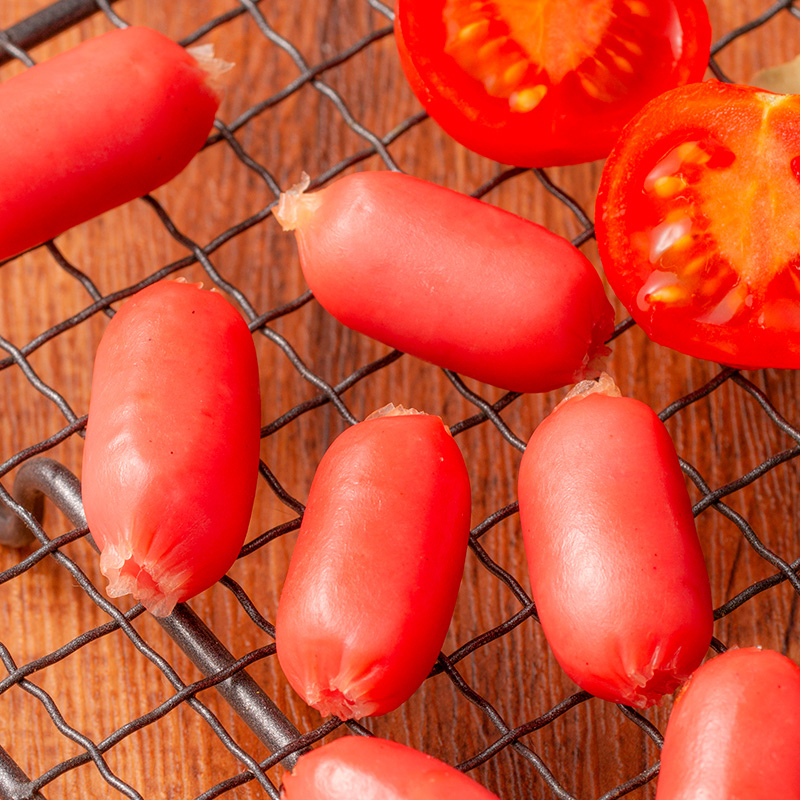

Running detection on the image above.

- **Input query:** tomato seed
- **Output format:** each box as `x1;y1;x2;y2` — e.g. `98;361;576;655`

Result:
653;175;687;198
648;216;692;262
510;85;548;112
625;0;650;16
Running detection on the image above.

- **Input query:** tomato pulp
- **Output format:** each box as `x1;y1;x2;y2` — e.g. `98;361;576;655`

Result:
597;81;800;369
394;0;710;167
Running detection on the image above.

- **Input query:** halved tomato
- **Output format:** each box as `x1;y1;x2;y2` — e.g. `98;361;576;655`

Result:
596;81;800;369
394;0;711;167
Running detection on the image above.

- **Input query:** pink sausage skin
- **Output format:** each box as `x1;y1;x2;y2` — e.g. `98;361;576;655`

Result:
0;26;220;260
275;171;614;393
517;380;713;707
281;736;502;799
276;410;471;719
81;280;261;616
656;647;800;800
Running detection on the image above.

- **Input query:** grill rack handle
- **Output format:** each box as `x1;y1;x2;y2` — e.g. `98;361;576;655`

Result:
0;457;304;799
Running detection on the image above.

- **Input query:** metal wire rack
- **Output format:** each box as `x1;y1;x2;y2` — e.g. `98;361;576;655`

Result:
0;0;799;798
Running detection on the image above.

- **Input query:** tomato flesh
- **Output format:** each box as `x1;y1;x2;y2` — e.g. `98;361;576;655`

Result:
395;0;710;167
597;81;800;368
443;0;616;107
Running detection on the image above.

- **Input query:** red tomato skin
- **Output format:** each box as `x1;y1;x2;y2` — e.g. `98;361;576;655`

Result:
0;26;219;261
281;736;501;799
517;382;712;707
275;411;471;719
596;81;800;368
81;280;261;617
394;0;710;167
656;648;800;799
278;171;614;393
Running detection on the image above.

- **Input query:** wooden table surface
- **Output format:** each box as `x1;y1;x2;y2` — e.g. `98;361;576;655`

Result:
1;1;799;798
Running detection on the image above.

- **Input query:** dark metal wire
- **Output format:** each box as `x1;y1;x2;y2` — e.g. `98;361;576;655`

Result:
0;1;798;799
0;0;121;65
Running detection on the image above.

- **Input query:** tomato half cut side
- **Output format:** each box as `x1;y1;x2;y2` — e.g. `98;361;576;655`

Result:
596;81;800;369
394;0;710;167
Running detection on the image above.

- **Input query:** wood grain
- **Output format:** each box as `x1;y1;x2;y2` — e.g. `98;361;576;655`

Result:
0;1;799;798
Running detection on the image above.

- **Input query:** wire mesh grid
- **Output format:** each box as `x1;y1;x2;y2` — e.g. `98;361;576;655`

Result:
0;0;799;798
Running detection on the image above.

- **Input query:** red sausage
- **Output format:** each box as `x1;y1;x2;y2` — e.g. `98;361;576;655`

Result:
281;735;501;799
273;171;614;393
0;26;221;261
81;280;261;616
275;406;471;719
517;374;713;707
656;647;800;800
